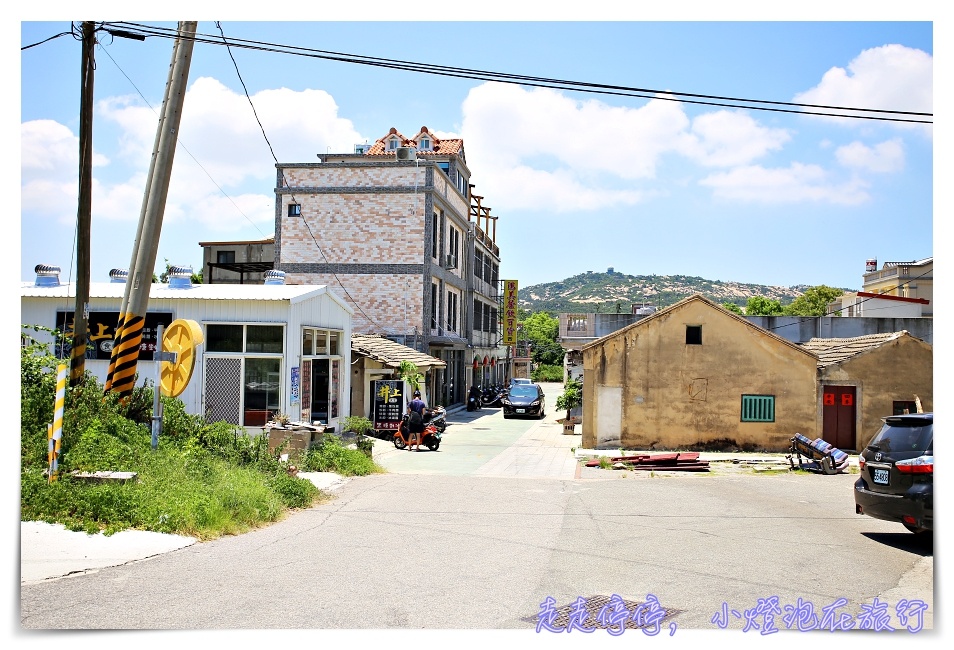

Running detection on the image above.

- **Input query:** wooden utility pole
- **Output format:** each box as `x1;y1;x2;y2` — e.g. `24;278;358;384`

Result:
70;21;96;386
105;21;197;398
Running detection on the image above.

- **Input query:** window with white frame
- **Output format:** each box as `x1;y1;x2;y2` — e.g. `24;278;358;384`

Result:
388;138;400;150
446;290;459;333
419;137;431;150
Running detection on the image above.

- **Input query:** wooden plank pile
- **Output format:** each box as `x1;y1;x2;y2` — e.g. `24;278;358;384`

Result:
584;452;710;472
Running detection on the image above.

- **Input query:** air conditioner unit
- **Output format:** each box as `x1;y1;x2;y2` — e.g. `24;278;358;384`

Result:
444;254;458;269
395;146;417;161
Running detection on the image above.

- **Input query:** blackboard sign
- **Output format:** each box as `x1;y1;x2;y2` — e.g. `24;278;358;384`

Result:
55;311;174;360
372;380;405;431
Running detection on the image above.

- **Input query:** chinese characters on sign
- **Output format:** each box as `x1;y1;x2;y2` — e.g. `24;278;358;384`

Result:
503;280;518;346
55;311;173;360
290;367;300;405
372;380;404;431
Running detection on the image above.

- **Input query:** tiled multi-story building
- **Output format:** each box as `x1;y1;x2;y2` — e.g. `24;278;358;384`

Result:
274;126;504;406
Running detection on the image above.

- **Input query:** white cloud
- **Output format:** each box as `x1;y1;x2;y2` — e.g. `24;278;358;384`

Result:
835;139;905;173
680;111;790;167
700;163;870;205
461;83;694;211
794;44;932;134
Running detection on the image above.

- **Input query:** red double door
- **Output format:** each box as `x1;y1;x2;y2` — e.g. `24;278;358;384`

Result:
822;386;856;451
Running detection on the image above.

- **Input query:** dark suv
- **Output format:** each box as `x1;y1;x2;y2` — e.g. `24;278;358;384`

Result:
854;413;933;535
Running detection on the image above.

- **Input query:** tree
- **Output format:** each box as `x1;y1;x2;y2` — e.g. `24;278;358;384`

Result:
556;378;582;424
395;360;423;393
745;296;784;316
722;302;744;315
519;311;565;366
784;285;844;316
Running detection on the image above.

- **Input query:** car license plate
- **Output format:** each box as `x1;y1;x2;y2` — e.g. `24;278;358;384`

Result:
873;468;889;485
516;409;525;414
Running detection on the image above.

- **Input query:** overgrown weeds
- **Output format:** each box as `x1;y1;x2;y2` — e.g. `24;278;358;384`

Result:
18;326;356;539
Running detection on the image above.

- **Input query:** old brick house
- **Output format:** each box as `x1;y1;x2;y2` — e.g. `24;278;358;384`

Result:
274;127;503;406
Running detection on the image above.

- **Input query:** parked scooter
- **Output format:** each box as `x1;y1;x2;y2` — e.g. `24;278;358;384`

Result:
482;384;506;408
466;386;483;411
425;405;447;433
393;412;442;451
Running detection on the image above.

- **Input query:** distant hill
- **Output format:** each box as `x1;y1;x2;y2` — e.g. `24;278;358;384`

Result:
519;270;815;313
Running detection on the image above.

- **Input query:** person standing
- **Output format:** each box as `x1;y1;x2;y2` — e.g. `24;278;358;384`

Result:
406;390;427;451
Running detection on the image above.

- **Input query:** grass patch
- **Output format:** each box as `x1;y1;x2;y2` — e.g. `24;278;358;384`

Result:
19;331;345;539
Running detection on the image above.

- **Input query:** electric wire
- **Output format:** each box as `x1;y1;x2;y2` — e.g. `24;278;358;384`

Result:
102;21;932;124
96;41;269;242
214;22;388;333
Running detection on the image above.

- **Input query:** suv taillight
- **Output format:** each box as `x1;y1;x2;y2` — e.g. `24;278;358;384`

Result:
895;455;933;474
858;455;866;471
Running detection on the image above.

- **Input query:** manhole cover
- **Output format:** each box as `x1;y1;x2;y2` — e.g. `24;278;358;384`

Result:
520;594;681;633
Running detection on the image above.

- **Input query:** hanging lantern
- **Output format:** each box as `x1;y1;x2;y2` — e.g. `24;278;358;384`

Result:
491;357;496;367
483;356;489;367
473;356;479;370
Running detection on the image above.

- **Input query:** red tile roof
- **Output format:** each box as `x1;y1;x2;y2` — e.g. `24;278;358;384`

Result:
364;126;463;157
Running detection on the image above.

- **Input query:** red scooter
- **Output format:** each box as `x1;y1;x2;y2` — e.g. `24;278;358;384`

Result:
393;411;442;451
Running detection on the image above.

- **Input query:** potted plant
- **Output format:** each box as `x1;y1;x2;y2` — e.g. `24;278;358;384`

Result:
556;378;583;435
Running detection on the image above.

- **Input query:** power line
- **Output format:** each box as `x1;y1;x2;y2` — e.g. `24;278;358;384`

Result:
96;42;269;241
214;22;388;332
103;21;932;125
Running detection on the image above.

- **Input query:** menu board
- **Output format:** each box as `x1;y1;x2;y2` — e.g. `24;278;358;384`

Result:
372;380;404;431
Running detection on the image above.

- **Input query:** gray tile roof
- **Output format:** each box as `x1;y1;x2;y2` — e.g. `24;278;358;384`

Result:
801;331;908;368
351;334;446;369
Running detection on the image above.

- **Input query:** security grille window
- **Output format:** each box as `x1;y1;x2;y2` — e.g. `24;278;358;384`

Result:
287;203;301;217
432;214;440;259
741;395;775;422
490;262;499;285
686;325;702;345
431;282;439;329
217;250;236;264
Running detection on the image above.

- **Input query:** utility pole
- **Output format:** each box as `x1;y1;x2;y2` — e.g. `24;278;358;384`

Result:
105;21;197;399
70;21;96;386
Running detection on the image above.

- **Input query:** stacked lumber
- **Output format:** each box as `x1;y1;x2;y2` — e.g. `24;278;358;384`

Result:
584;452;710;472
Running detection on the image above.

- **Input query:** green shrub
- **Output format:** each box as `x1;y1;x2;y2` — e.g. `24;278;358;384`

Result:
298;435;383;476
340;415;374;436
532;363;564;382
265;471;320;509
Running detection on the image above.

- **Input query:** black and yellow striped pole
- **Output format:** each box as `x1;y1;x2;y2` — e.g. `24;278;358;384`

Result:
105;21;197;399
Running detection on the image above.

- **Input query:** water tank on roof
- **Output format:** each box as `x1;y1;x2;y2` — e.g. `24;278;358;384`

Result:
866;258;877;273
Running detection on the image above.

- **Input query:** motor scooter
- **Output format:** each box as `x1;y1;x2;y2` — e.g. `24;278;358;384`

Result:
425;405;447;433
467;388;483;411
393;413;442;451
482;384;505;408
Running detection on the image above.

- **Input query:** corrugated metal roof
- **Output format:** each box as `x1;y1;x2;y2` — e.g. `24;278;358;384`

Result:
20;281;352;313
351;334;446;369
801;331;908;368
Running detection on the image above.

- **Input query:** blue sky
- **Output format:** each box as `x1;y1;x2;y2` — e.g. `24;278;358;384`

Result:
18;8;937;294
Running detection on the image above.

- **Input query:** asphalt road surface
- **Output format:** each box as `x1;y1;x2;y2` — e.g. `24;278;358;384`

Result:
20;384;935;639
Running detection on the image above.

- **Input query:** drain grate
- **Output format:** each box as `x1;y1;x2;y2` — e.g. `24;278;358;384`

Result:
521;594;682;633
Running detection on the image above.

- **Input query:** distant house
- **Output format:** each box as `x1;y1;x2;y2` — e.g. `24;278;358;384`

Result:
580;295;818;451
802;331;933;450
198;236;275;285
350;334;446;417
579;295;933;452
827;291;929;318
861;257;933;317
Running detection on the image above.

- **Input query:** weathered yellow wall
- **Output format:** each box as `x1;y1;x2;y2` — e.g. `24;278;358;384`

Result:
582;298;818;451
819;335;933;449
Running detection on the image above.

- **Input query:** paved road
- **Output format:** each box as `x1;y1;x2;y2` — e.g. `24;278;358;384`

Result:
20;382;935;634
